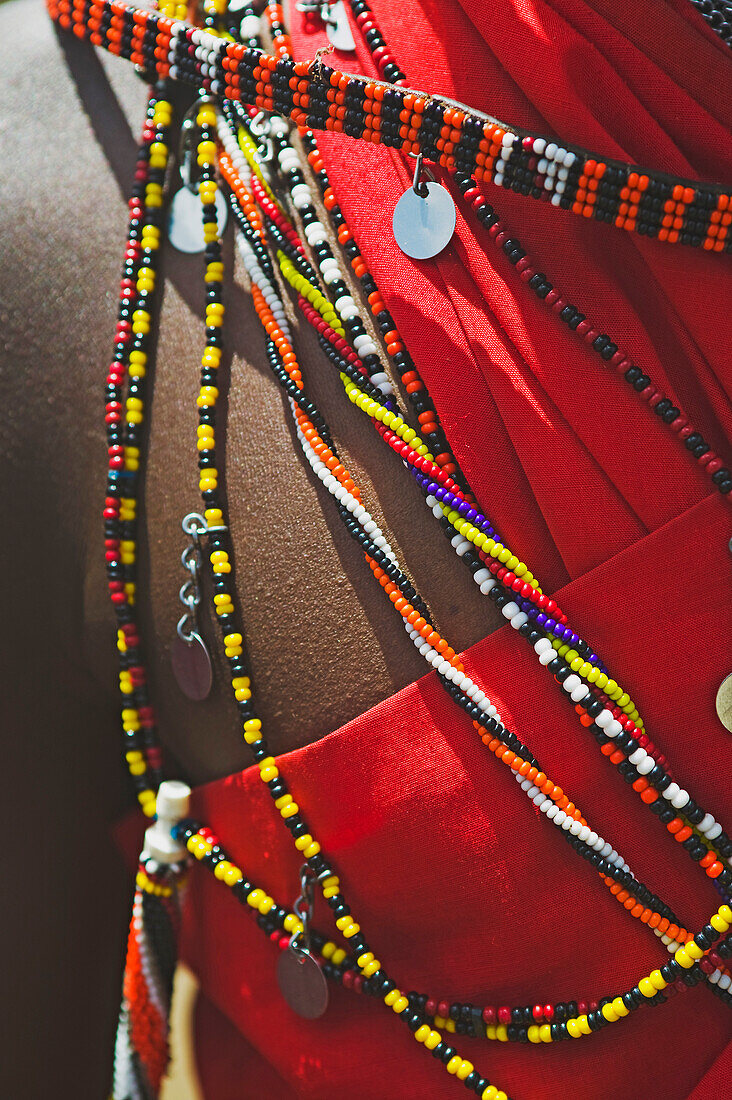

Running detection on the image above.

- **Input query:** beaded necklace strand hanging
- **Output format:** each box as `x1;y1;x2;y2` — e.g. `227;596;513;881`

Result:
164;104;732;1098
105;82;732;1098
208;85;730;932
214;74;732;902
176;83;732;1053
47;4;730;1095
178;32;730;998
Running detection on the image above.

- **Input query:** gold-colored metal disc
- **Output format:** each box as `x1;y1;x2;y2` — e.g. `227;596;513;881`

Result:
715;673;732;732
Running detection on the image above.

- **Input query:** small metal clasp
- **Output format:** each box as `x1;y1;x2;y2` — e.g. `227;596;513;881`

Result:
289;864;318;957
410;151;433;199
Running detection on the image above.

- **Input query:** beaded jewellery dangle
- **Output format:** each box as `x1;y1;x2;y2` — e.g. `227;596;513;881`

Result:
46;0;732;1096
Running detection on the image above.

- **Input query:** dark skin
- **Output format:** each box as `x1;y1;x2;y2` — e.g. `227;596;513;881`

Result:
2;3;500;1095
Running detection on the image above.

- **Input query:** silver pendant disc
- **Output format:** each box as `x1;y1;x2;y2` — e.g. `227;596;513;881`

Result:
325;1;356;52
716;673;732;732
171;632;213;701
168;187;228;254
277;948;329;1019
392;181;456;260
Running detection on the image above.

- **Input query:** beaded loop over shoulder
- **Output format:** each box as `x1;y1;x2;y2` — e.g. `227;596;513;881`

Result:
48;0;732;252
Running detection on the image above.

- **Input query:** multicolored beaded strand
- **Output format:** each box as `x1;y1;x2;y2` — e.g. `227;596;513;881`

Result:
217;103;732;891
174;819;732;1038
57;2;732;1092
190;98;515;1100
47;0;732;252
193;97;732;993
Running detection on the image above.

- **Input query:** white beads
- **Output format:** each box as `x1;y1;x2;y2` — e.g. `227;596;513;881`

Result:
291;183;313;209
304;222;328;245
671;788;690;810
278;148;300;174
353;334;378;357
240;13;262;37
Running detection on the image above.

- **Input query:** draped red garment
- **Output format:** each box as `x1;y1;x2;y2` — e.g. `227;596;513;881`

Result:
179;2;732;1096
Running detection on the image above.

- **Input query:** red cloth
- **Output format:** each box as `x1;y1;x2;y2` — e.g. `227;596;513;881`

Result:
180;2;732;1096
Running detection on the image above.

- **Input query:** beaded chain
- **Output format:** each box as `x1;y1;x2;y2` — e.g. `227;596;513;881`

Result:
174;820;732;1039
183;25;730;1003
189;97;510;1097
218;93;732;905
104;85;173;815
104;81;732;1094
48;0;732;1095
213;93;732;903
165;107;732;1095
47;0;732;252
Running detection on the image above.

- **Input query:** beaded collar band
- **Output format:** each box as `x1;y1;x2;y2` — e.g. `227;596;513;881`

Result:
49;0;732;253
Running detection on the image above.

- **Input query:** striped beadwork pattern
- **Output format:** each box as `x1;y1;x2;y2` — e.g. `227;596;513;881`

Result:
48;0;732;252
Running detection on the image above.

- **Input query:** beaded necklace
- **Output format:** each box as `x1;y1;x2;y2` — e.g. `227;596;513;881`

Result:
48;1;732;1095
162;92;732;1090
48;0;732;253
208;73;730;906
214;50;732;895
119;70;726;1100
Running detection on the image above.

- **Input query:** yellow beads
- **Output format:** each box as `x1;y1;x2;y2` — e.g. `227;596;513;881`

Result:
278;252;345;336
711;913;728;934
136;868;173;897
224;631;243;658
384;989;409;1014
673;947;695;970
321;874;340;899
275;794;299;819
210;550;230;576
243;718;263;744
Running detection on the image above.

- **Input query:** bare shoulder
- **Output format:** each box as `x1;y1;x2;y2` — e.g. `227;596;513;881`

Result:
1;1;496;786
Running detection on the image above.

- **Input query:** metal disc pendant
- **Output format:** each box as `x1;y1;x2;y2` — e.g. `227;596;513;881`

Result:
716;673;732;732
171;632;213;701
325;1;356;52
392;181;456;260
277;947;329;1019
168;186;228;254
